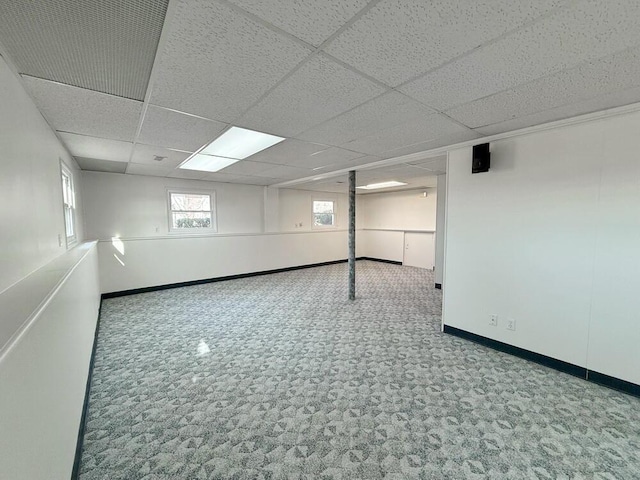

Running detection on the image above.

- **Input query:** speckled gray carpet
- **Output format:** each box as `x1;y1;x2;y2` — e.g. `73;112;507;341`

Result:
79;261;640;479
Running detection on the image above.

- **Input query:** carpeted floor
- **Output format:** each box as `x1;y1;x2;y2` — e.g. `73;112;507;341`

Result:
79;261;640;479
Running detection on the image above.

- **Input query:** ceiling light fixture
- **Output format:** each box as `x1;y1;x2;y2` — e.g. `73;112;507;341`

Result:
201;126;284;159
180;126;285;172
179;154;238;172
356;181;408;190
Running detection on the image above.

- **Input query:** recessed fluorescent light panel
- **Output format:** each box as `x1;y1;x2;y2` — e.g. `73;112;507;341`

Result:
180;154;238;172
180;126;285;172
201;127;284;159
356;181;408;190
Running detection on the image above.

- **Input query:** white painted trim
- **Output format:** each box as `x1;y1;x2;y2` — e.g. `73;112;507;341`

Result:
166;188;217;234
59;160;78;248
311;194;339;230
441;153;450;333
96;229;351;243
363;228;435;233
0;241;98;363
273;101;640;188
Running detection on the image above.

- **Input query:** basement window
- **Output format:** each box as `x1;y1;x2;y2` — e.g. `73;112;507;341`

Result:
312;199;336;228
61;163;76;246
168;190;216;232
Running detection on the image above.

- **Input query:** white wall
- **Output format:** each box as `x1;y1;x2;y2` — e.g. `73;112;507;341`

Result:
0;55;84;293
279;188;348;232
434;175;447;284
359;188;437;231
82;171;265;238
358;188;437;264
264;186;280;232
359;230;405;262
98;232;348;293
0;53;97;480
82;173;351;293
0;243;100;480
443;110;640;385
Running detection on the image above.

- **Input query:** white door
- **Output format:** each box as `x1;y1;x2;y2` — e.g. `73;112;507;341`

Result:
403;232;435;269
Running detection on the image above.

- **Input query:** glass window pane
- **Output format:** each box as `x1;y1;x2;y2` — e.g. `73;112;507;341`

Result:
313;200;334;214
62;174;70;205
64;206;74;237
172;211;212;229
171;193;210;211
314;213;334;226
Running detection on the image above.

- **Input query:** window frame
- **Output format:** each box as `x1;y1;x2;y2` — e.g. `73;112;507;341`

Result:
311;196;338;229
60;161;77;248
167;188;217;234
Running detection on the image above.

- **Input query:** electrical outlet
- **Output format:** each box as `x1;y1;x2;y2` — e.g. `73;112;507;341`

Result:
489;314;498;326
58;234;63;247
507;318;516;331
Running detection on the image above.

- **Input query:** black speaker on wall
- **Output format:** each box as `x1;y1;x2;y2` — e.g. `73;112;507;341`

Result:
472;143;490;173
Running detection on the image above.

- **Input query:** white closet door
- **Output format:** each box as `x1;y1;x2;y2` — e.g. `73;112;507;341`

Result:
403;232;434;269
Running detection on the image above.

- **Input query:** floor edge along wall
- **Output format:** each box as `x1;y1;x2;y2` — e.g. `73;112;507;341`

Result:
444;325;640;398
101;257;404;298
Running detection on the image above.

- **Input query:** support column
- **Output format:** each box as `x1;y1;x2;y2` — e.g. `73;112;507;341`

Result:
348;170;356;300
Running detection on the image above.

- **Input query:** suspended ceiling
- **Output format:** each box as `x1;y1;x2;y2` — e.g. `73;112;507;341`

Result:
1;0;640;187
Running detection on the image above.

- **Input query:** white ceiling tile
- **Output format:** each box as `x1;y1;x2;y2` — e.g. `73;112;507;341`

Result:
255;164;314;180
199;172;255;183
238;54;387;137
125;163;174;177
138;106;227;152
131;144;192;168
446;47;640;128
0;0;167;100
324;0;568;86
379;131;482;159
22;76;142;141
167;168;209;180
217;160;277;176
74;157;128;174
297;91;435;146
336;155;382;169
232;175;278;186
295;180;349;194
226;0;368;46
293;147;366;169
400;0;640;110
475;86;640;136
342;114;471;156
58;132;133;162
406;155;448;172
246;138;329;165
149;0;311;122
359;164;423;178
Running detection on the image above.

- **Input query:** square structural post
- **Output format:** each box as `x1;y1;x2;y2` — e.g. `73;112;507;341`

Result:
348;170;356;300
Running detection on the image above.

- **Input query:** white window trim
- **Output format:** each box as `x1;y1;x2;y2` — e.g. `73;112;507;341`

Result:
60;161;77;248
311;196;338;230
167;188;217;234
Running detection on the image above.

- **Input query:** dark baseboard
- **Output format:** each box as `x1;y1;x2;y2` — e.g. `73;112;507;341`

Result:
71;300;103;480
357;257;403;266
443;325;586;378
588;370;640;397
435;283;442;290
102;259;349;299
443;325;639;398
